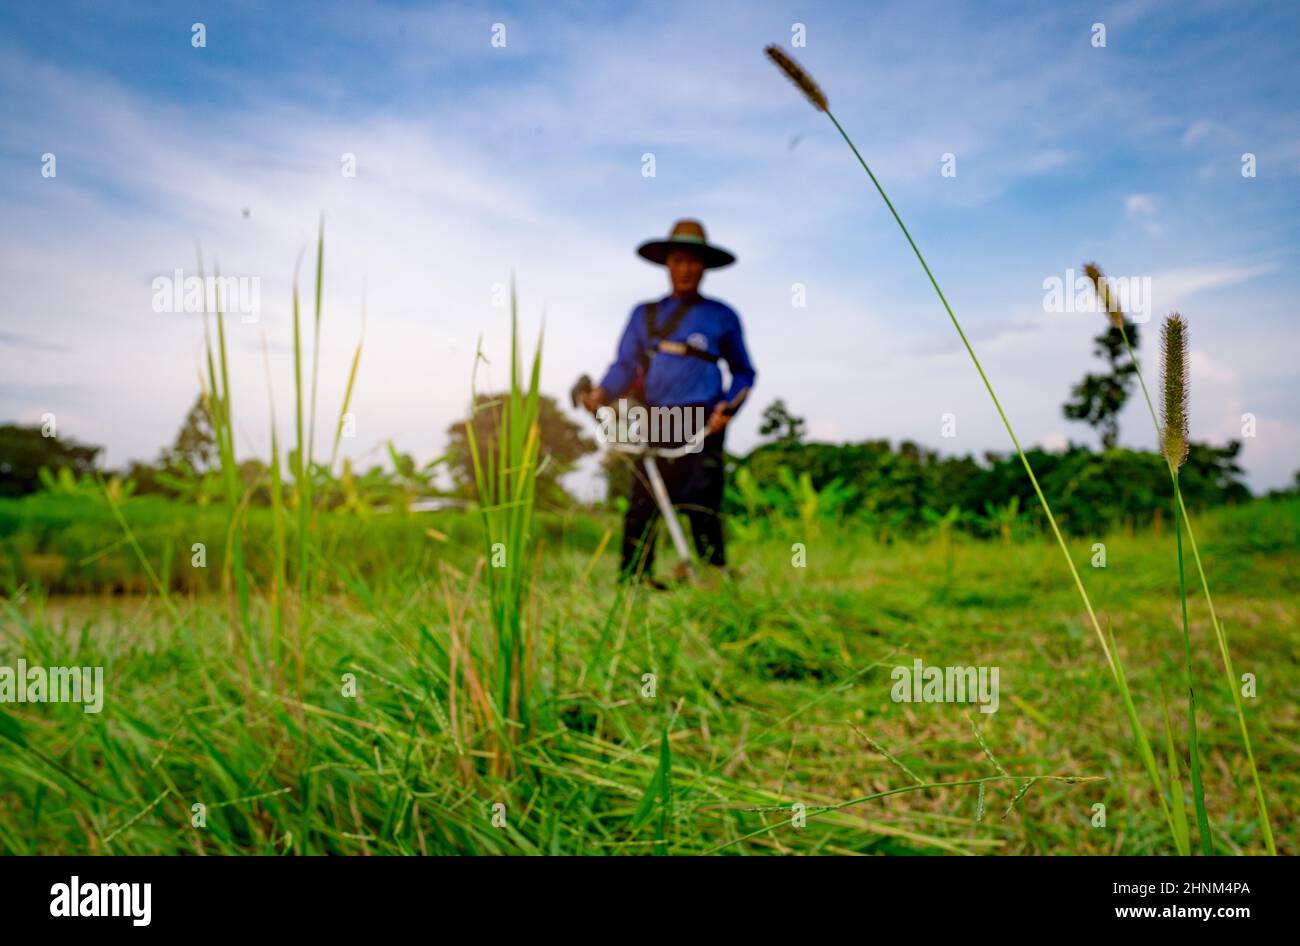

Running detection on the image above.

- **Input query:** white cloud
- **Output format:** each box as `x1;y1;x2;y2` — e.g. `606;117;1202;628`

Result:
1182;119;1230;146
1123;194;1162;237
1189;349;1238;385
1124;194;1157;218
1150;263;1278;313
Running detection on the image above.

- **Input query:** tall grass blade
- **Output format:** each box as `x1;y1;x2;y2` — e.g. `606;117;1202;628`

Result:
329;303;365;473
463;275;544;774
1162;693;1192;856
764;44;1174;844
261;331;287;676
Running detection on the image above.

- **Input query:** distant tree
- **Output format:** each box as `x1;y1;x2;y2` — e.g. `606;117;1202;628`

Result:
446;392;596;508
1063;321;1141;449
236;457;273;506
758;399;806;443
161;394;217;473
120;394;219;497
730;434;1249;537
0;423;102;497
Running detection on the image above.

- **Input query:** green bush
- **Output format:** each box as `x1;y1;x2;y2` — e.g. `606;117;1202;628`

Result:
728;438;1251;537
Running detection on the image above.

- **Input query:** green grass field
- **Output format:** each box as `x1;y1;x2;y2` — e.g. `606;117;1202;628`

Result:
1;231;1292;857
2;495;1295;855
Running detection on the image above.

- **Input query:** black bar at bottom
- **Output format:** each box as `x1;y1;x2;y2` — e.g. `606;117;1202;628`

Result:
0;854;1282;933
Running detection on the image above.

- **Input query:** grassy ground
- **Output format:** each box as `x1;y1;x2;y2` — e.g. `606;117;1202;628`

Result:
1;497;1295;855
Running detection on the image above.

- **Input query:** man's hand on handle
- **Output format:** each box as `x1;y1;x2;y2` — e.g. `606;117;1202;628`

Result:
707;400;731;435
581;385;608;415
707;387;749;434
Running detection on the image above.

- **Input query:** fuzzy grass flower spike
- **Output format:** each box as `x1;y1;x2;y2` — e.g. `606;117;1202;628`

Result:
765;45;828;112
1161;313;1190;469
1083;262;1125;330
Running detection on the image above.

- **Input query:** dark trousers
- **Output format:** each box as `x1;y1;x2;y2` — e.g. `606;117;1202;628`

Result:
619;426;727;580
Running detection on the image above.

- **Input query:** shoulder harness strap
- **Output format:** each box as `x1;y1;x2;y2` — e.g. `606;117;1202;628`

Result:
641;298;718;364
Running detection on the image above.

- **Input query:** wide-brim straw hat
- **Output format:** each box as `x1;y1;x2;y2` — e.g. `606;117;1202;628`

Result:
637;219;736;269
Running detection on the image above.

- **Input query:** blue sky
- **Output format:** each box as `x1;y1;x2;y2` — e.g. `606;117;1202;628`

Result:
2;0;1298;495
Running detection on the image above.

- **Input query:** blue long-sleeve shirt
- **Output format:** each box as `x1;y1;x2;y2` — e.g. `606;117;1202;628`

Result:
598;293;756;411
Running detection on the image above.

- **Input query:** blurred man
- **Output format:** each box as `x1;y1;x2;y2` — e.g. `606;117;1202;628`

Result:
583;219;756;585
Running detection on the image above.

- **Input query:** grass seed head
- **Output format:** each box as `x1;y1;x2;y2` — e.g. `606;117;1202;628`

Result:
1161;313;1190;468
1084;261;1125;329
765;44;828;112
